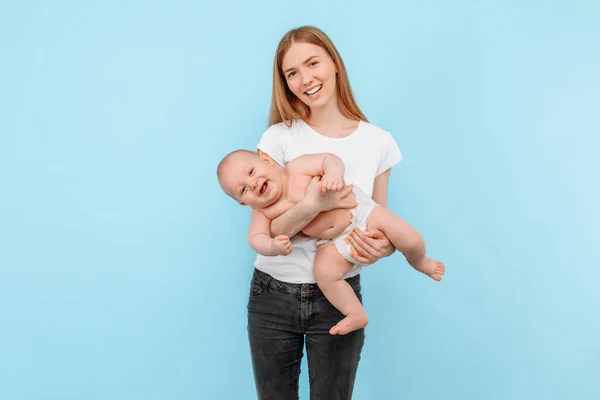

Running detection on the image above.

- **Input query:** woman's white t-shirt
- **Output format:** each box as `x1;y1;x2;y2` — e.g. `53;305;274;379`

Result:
255;119;403;283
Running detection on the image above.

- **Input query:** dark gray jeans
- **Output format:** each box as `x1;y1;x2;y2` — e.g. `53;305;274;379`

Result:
247;268;365;400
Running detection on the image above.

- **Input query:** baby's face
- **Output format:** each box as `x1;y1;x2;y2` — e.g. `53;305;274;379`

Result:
220;152;283;209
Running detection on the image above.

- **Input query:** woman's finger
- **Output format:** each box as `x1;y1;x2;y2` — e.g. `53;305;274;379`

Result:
353;227;386;252
337;198;357;209
346;233;376;261
349;251;372;265
365;229;385;239
351;229;377;256
340;184;353;197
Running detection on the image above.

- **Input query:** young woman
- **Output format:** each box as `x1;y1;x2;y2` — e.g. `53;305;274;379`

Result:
247;26;402;399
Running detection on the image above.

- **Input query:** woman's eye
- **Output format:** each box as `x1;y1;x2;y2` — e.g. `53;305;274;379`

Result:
288;71;296;78
309;61;318;67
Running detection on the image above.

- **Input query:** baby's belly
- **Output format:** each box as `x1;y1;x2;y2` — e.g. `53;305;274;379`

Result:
302;209;353;240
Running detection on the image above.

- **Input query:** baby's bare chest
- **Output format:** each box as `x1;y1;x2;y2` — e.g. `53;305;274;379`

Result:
261;173;312;220
286;173;312;203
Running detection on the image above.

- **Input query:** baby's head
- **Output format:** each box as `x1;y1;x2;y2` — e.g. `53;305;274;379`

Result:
217;149;284;209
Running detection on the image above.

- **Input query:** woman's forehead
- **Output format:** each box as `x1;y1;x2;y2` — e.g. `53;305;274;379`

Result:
282;42;325;68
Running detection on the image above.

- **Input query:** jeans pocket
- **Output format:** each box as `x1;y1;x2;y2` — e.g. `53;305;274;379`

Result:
250;278;268;296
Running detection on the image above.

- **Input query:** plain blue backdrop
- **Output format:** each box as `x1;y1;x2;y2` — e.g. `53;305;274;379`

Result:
1;1;599;399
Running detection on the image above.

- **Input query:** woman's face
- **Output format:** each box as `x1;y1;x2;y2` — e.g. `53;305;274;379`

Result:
281;42;338;111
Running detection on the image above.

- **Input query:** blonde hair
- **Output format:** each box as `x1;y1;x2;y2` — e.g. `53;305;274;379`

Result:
268;26;368;127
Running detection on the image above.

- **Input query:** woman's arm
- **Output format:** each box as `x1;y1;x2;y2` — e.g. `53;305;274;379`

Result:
346;169;396;264
372;169;391;207
269;200;321;239
270;177;357;238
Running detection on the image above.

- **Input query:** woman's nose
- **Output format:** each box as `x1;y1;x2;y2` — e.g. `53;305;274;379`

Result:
301;71;312;86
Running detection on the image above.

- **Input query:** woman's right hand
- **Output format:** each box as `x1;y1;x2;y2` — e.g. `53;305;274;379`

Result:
302;176;357;213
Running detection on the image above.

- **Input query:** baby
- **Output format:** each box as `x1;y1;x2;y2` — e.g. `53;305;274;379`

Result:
217;149;445;335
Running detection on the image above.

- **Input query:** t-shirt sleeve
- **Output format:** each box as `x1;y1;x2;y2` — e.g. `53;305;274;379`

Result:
256;124;286;166
376;134;403;176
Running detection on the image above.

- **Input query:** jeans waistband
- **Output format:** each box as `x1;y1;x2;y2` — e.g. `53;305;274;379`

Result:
251;268;361;296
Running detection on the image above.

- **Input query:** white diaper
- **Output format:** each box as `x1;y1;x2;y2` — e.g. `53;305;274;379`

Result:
316;185;379;266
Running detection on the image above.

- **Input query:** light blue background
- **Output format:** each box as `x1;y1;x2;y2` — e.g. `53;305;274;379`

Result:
1;1;599;399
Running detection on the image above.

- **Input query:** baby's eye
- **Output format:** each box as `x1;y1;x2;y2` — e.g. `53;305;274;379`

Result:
241;186;246;196
249;168;255;176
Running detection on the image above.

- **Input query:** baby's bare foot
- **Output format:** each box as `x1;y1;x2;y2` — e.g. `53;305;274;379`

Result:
329;311;369;335
414;258;445;281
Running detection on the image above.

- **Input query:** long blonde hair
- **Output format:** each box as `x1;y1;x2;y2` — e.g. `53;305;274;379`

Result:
268;26;368;127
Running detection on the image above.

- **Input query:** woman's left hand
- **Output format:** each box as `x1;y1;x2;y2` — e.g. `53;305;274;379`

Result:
344;227;395;265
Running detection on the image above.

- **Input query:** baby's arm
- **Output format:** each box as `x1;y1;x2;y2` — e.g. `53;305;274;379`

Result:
269;154;355;238
287;153;346;192
248;209;292;256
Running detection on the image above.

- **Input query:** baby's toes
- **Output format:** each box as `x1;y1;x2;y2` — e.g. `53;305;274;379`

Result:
437;262;445;274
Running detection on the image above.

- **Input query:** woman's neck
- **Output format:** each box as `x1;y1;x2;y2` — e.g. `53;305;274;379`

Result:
305;100;359;138
306;99;345;127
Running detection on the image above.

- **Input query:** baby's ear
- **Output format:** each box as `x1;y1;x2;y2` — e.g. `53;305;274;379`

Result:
258;150;275;166
239;201;247;206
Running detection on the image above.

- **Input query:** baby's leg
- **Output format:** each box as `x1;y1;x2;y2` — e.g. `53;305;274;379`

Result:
367;207;445;281
314;244;369;335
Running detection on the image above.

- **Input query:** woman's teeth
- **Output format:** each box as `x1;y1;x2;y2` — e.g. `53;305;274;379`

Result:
306;85;322;96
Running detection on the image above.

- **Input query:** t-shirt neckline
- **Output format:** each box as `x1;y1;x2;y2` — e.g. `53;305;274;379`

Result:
300;119;363;141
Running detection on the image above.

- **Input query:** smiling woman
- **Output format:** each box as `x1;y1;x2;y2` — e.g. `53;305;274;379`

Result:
270;26;368;129
282;43;336;107
228;25;405;400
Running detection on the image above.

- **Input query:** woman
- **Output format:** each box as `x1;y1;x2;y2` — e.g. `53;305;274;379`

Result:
247;26;402;400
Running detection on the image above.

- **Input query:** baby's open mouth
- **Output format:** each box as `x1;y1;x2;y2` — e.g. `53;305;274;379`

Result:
260;182;268;194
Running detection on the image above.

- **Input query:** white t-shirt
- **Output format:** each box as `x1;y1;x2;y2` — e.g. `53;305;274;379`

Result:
255;119;403;283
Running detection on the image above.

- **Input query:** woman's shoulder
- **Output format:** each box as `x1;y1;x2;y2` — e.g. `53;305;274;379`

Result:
262;120;308;138
358;120;396;142
261;120;290;136
258;120;306;151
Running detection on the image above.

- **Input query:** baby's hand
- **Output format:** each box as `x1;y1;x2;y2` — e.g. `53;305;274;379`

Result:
270;235;292;256
320;173;345;192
